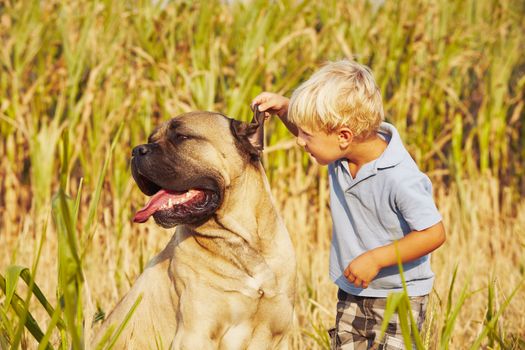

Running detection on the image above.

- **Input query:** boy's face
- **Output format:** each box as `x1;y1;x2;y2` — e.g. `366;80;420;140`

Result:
296;126;348;165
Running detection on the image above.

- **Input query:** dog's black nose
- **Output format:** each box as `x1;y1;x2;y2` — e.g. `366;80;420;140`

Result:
132;144;150;157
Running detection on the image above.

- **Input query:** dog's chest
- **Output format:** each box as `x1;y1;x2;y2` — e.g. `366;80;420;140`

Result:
173;232;282;297
238;262;278;299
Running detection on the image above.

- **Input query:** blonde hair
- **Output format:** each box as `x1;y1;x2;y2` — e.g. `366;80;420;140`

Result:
288;60;384;140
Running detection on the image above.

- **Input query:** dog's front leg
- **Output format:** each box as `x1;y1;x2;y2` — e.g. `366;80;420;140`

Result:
169;284;231;350
92;254;178;350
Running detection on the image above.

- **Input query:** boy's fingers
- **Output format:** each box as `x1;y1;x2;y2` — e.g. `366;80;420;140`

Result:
362;281;369;288
250;98;263;110
353;278;362;288
250;104;271;120
345;272;356;283
251;102;268;113
251;92;272;108
257;102;271;112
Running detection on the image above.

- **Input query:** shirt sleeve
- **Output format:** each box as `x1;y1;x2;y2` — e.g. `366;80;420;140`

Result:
394;173;442;231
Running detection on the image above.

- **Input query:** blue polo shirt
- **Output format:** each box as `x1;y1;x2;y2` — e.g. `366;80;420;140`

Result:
328;122;442;297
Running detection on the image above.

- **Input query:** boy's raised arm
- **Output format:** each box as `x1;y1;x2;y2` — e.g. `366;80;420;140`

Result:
252;92;298;137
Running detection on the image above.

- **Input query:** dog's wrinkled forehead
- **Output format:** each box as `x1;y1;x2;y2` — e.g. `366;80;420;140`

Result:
148;112;232;143
148;123;168;142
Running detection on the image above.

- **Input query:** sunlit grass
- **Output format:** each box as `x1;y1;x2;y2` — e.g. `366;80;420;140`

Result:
1;0;524;348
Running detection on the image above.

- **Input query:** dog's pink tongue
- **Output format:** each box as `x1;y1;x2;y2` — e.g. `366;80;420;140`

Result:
133;189;185;223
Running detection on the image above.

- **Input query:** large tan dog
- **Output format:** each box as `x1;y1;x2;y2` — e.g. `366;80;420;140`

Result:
92;111;296;349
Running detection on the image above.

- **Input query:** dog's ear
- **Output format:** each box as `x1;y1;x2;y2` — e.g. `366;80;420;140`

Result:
248;105;265;151
230;107;265;160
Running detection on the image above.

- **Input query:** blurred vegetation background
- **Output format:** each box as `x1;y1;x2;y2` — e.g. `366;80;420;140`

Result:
0;0;524;349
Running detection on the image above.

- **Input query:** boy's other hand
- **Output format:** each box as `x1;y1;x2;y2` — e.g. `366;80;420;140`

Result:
344;251;381;289
251;92;290;119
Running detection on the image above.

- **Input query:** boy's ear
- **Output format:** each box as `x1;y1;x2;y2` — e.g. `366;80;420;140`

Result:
338;127;353;148
230;107;265;160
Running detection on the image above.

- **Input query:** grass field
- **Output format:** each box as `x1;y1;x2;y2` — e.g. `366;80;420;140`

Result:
1;0;524;349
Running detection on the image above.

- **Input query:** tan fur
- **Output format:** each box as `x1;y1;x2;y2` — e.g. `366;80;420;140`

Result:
91;113;296;349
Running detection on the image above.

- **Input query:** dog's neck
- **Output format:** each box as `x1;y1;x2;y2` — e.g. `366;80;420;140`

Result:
198;162;284;249
183;162;294;288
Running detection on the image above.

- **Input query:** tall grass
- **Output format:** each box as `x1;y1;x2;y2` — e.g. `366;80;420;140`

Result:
0;0;524;349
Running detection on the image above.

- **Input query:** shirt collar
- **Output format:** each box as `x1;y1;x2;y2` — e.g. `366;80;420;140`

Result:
375;122;407;169
334;122;407;171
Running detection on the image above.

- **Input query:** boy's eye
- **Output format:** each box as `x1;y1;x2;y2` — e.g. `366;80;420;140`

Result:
299;131;311;139
298;128;312;137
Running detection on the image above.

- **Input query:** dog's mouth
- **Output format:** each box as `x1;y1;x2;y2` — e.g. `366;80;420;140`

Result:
133;188;220;227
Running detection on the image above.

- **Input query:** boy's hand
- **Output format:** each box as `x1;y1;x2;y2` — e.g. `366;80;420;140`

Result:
251;92;290;119
344;251;382;289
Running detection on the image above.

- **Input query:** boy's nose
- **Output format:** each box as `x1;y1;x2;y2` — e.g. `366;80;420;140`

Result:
296;137;306;147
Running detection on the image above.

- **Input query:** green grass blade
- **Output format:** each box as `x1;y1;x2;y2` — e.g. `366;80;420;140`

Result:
0;274;53;350
52;189;84;349
73;177;84;226
37;304;64;350
4;265;26;312
405;293;424;350
97;294;143;350
18;270;66;331
303;317;331;349
440;279;477;349
379;292;404;342
375;242;429;348
397;297;413;349
394;241;424;348
468;279;524;350
93;324;116;350
486;276;495;347
444;265;459;326
0;300;13;345
82;122;124;250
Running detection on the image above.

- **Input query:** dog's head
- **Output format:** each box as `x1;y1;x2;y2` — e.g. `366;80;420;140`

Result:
131;111;264;228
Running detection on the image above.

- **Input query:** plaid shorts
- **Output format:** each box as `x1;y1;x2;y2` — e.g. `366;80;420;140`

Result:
328;289;428;350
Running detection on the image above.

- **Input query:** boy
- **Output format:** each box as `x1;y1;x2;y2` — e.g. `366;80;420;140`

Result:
251;60;446;349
